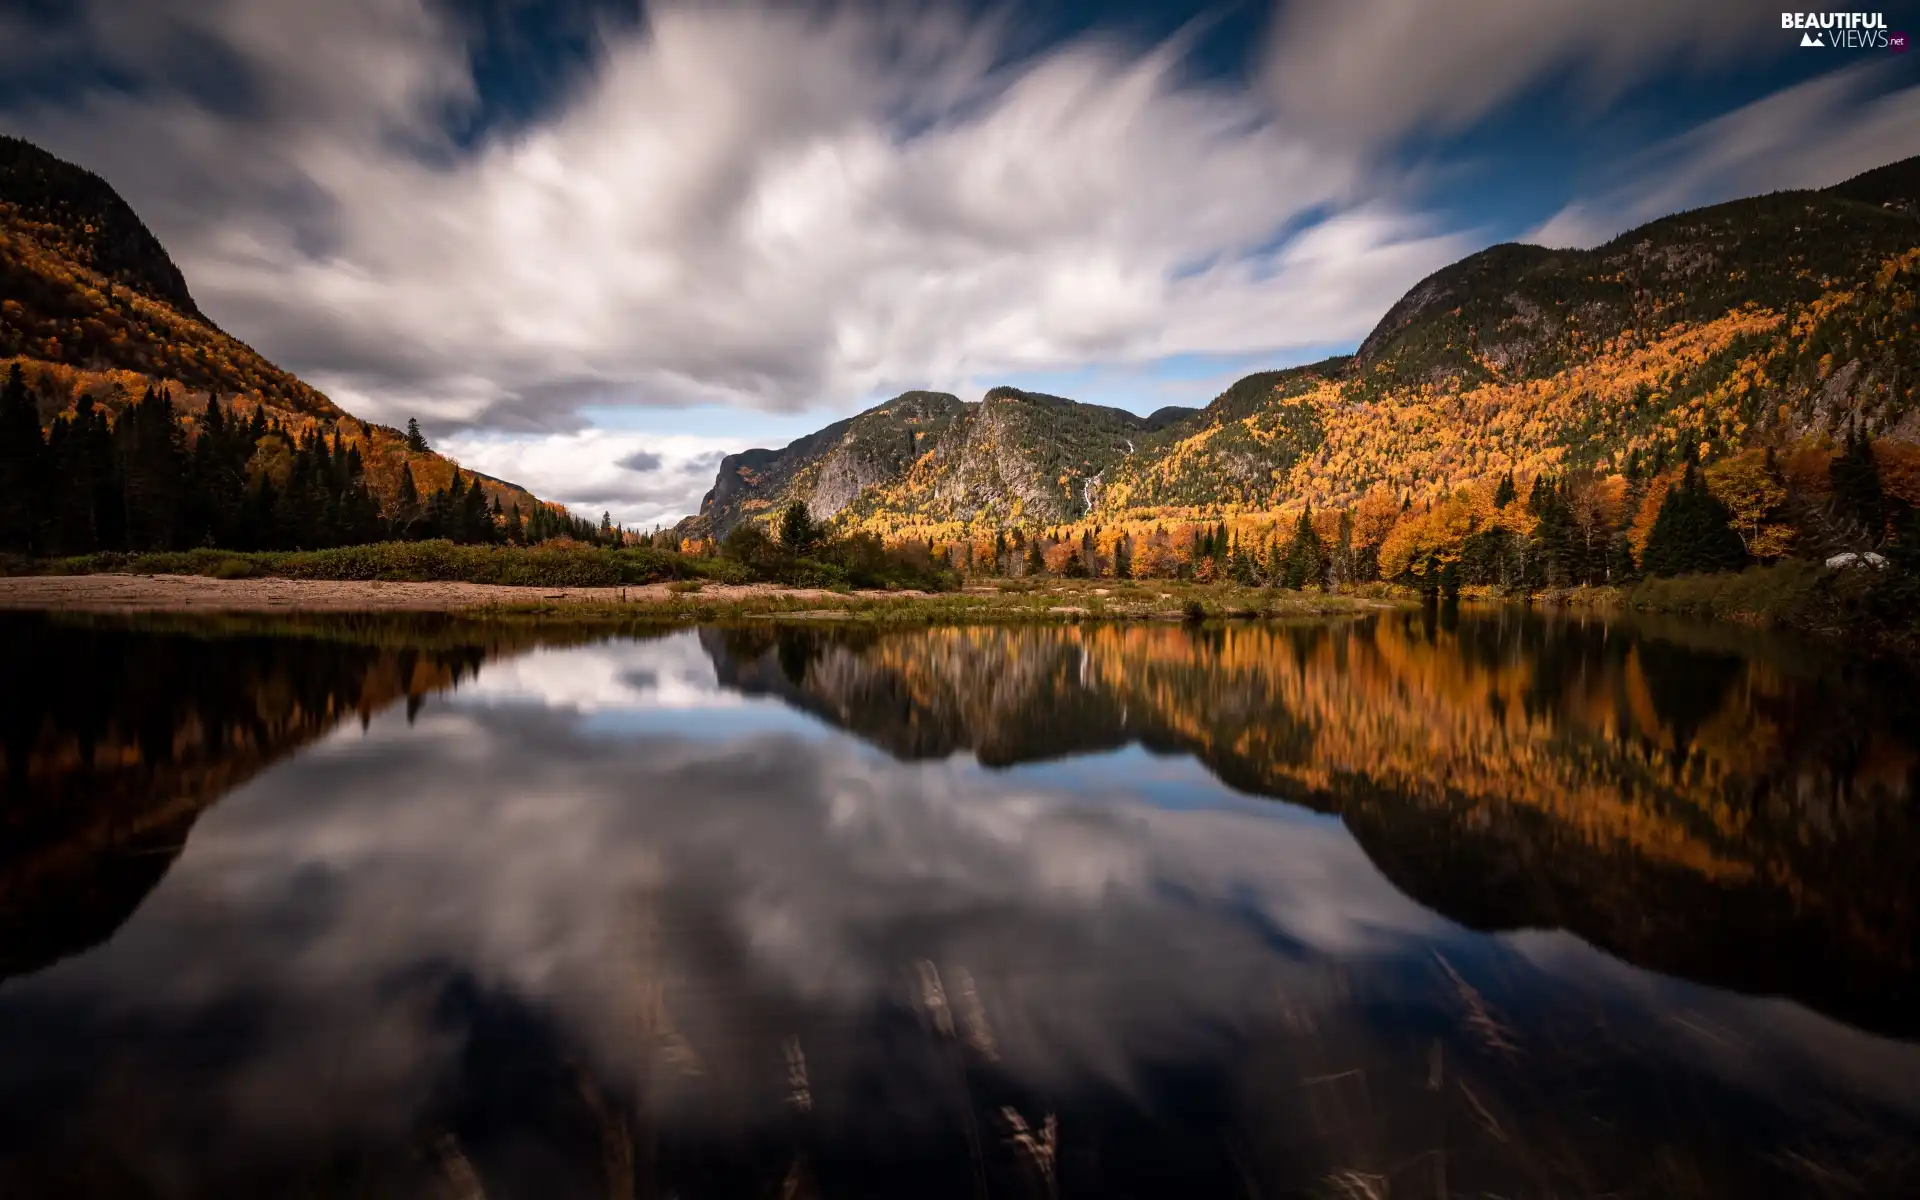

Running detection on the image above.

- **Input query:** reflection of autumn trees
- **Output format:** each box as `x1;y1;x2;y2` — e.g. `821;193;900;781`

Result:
709;616;1919;1032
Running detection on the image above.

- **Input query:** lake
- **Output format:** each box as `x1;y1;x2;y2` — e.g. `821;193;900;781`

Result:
1;608;1916;1197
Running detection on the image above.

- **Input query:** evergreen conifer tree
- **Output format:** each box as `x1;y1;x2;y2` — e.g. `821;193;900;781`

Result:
1642;464;1747;576
779;499;817;552
1830;420;1886;543
0;363;49;553
1493;471;1517;509
1282;507;1325;589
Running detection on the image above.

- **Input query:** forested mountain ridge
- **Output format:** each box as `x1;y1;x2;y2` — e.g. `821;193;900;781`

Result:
0;135;203;320
1098;167;1920;514
0;135;550;553
680;157;1920;567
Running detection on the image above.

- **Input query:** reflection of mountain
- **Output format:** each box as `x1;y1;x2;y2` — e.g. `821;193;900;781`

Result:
0;614;561;982
704;615;1920;1036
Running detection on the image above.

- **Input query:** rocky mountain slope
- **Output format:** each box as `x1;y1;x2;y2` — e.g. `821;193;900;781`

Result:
0;135;540;517
683;156;1920;539
684;386;1196;538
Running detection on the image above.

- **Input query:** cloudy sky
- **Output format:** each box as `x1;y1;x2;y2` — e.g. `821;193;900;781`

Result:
3;0;1917;525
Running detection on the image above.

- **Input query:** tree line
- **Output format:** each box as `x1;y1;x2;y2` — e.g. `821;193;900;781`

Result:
914;425;1920;600
0;366;618;556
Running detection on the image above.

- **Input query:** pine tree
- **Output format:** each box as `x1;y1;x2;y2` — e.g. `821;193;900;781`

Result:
0;363;49;553
1333;508;1354;587
1493;471;1517;509
1527;473;1578;586
405;417;430;453
779;499;817;552
464;481;494;543
116;385;187;551
47;405;92;553
1282;507;1325;589
1113;534;1131;579
1024;536;1045;576
1830;420;1886;543
1606;535;1638;584
1642;464;1747;576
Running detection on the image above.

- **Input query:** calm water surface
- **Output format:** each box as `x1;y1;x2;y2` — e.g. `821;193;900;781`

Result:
1;609;1916;1197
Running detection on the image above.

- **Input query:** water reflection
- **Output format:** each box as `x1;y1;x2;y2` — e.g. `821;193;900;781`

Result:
0;610;1916;1197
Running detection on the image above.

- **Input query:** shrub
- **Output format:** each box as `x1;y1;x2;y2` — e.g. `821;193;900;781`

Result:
23;532;958;593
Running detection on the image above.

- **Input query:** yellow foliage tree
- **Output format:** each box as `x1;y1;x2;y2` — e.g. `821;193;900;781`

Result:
1705;449;1791;560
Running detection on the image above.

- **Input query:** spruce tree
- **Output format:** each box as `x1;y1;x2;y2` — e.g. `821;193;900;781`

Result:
1333;508;1354;587
779;499;817;552
0;362;48;553
116;385;187;551
1642;464;1746;576
1527;474;1578;586
466;482;494;543
1493;471;1517;509
1282;507;1325;589
1606;536;1638;584
1830;420;1886;542
405;417;430;453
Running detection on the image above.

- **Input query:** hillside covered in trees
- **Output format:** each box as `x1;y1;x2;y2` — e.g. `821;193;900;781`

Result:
0;135;560;554
675;156;1920;616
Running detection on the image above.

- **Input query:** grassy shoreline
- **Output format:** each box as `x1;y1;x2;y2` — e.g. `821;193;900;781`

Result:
4;543;1908;647
0;570;1399;624
1524;559;1916;652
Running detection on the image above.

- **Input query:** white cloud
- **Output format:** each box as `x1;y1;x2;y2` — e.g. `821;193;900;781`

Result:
1263;0;1767;148
2;0;1461;443
434;427;733;526
1526;64;1920;249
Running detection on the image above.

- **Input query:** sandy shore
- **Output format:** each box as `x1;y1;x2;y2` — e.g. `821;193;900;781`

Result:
0;573;841;613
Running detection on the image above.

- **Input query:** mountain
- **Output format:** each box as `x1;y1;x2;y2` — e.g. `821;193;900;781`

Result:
0;135;540;520
681;156;1920;540
683;384;1196;539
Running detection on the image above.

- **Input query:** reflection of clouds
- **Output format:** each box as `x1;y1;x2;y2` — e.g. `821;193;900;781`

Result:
8;634;1919;1174
14;637;1449;1132
462;633;753;713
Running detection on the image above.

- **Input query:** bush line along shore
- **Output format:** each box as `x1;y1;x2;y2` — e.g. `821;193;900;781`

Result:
0;540;1910;657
